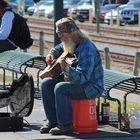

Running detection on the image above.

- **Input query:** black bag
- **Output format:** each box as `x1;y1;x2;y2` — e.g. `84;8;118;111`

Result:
10;13;33;49
0;113;23;131
2;8;33;49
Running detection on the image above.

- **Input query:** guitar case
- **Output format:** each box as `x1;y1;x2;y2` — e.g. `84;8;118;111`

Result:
0;73;34;131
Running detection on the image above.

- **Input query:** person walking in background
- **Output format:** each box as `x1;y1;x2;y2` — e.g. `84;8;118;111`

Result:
40;17;104;135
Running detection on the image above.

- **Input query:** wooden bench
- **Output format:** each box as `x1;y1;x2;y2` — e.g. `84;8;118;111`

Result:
99;69;140;130
0;50;47;91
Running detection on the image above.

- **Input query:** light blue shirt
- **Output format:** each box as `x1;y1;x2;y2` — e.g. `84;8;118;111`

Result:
0;10;14;40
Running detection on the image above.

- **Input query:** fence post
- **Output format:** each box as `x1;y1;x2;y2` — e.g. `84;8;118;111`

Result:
95;0;100;33
39;31;44;56
89;8;93;23
133;52;140;76
17;0;20;14
110;10;113;27
138;11;140;30
116;9;120;27
69;8;73;19
104;47;111;69
36;2;39;17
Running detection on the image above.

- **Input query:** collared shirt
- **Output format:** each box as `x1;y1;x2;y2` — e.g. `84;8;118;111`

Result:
50;39;104;98
0;10;14;40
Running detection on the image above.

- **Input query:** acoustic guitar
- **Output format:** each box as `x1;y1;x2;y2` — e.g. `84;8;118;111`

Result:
39;52;72;79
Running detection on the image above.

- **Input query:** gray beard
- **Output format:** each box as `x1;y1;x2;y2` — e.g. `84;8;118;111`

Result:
62;39;76;54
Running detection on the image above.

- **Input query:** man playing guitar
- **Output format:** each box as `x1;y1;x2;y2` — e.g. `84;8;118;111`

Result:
40;17;104;135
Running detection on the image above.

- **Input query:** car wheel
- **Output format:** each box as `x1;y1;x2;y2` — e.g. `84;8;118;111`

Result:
78;19;84;22
120;22;125;26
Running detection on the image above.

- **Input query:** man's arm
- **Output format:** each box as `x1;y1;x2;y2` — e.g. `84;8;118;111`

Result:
49;43;64;58
0;11;14;40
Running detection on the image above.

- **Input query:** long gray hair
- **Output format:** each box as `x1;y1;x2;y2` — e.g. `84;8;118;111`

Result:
75;29;92;41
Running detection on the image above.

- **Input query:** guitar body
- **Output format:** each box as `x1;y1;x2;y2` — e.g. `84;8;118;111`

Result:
39;63;62;79
39;52;72;79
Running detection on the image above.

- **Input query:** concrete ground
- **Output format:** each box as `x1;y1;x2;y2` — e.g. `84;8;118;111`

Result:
0;98;140;140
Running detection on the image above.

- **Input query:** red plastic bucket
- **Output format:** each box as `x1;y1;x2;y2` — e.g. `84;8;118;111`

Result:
72;98;98;133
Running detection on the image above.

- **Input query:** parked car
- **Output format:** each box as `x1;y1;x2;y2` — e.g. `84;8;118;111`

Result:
102;0;115;5
46;0;72;18
27;0;53;17
27;5;35;16
65;0;80;6
71;0;93;21
104;4;127;24
121;0;140;24
24;0;34;13
9;0;34;14
27;0;47;15
75;1;120;22
93;4;120;23
47;8;68;19
35;0;53;17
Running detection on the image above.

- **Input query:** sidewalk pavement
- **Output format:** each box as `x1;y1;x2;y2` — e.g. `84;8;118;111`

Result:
0;98;140;140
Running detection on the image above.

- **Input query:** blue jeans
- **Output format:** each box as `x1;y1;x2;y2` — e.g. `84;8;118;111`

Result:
40;76;87;125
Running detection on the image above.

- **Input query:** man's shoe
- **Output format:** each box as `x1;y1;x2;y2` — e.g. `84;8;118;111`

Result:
40;123;57;134
49;123;73;135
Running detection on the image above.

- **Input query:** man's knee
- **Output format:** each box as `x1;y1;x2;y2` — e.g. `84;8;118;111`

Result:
54;82;68;96
40;77;54;89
